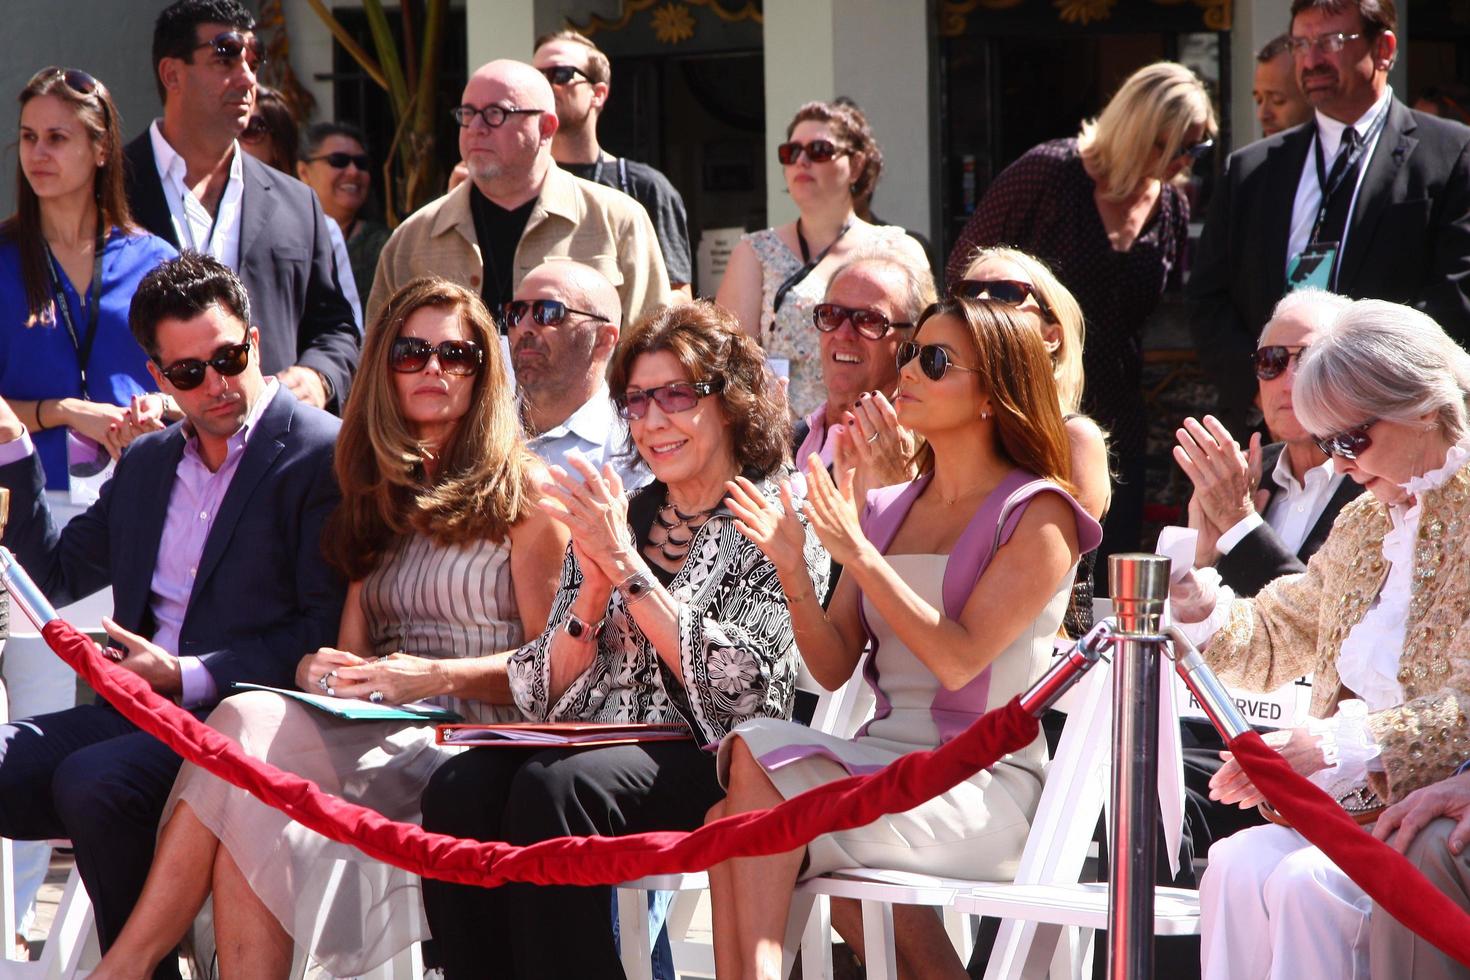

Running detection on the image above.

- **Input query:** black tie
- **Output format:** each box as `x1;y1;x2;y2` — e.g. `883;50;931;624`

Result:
1314;126;1362;247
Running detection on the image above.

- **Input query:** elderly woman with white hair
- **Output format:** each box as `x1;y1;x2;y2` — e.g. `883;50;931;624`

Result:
1169;298;1470;980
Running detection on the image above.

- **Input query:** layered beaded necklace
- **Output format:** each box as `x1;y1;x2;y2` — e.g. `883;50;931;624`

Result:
648;501;720;563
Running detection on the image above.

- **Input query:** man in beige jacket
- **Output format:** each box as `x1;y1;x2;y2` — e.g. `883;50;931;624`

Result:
367;59;671;330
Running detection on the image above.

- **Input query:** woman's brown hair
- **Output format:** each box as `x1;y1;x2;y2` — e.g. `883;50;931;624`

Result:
912;297;1076;495
324;276;539;580
786;100;884;202
1;67;135;325
608;301;790;481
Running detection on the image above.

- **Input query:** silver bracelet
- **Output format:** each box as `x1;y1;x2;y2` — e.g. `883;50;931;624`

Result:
617;569;660;606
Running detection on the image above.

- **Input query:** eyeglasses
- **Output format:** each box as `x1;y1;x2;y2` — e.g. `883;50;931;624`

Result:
451;104;544;129
539;65;590;86
1287;32;1365;56
189;31;265;72
388;337;485;376
948;278;1056;322
616;379;725;421
812;303;909;340
1252;344;1308;381
1176;137;1215;162
776;139;847;165
156;333;252;391
896;340;980;382
305;151;371;171
501;299;611;329
1314;420;1377;459
240;115;269;144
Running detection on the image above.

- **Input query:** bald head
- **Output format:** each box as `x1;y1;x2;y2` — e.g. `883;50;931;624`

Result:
465;59;557;115
510;261;624;430
459;60;559;202
519;261;622;330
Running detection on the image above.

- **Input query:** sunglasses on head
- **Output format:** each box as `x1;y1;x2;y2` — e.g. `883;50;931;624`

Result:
35;66;100;97
896;340;980;382
1252;344;1308;381
812;303;909;341
306;151;370;171
949;278;1056;322
540;65;590;86
776;139;847;165
190;30;265;71
501;299;611;329
1314;420;1377;459
389;337;485;376
156;333;251;391
240;114;269;144
616;378;725;421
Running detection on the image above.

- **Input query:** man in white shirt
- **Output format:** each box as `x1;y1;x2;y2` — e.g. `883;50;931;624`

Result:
1177;288;1364;597
507;261;648;490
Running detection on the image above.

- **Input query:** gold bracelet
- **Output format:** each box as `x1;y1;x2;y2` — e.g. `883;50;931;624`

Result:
783;585;813;605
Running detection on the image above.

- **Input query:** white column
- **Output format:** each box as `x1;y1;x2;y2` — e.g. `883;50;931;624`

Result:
1231;0;1291;148
468;0;538;71
761;0;837;228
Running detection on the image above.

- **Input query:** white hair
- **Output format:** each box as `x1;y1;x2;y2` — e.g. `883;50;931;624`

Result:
1295;299;1470;442
1259;288;1354;343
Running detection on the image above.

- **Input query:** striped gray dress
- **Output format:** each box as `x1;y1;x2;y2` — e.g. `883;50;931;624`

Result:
165;532;524;975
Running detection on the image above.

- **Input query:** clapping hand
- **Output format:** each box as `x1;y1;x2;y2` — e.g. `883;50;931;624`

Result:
1174;416;1269;541
726;475;807;576
538;452;635;581
800;453;870;568
831;391;917;496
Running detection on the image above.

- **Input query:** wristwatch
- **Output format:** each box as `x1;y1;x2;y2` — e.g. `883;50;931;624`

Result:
561;612;602;643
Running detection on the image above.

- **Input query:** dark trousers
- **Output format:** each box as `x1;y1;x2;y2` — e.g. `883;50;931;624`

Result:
421;740;724;980
0;703;185;980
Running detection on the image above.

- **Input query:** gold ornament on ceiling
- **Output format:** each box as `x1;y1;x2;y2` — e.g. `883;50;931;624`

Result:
570;0;763;39
939;0;1231;35
652;2;697;43
1056;0;1116;24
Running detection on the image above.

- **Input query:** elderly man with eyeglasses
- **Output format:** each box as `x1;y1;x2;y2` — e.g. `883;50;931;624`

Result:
368;60;671;330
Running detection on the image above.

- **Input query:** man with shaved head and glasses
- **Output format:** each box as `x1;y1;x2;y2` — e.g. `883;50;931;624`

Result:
123;0;359;414
369;59;671;330
0;253;343;979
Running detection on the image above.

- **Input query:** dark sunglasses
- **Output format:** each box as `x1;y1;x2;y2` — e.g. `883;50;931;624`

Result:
156;334;252;391
240;115;269;144
389;337;485;376
777;139;847;165
897;340;980;382
949;278;1056;322
501;299;611;329
1252;344;1308;381
540;65;590;86
190;30;265;71
1176;137;1215;162
306;151;370;171
35;66;100;97
451;104;544;129
1314;420;1377;459
812;303;909;341
616;379;725;421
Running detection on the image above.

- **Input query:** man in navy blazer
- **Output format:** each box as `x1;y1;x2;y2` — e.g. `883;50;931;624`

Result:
0;254;343;978
123;0;358;412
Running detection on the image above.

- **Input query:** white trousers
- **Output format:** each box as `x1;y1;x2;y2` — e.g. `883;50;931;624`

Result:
1200;823;1373;980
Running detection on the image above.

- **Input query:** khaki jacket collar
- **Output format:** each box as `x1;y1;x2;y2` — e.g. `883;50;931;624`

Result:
431;161;579;246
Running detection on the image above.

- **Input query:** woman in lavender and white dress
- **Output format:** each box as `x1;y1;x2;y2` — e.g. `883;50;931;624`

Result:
711;296;1103;979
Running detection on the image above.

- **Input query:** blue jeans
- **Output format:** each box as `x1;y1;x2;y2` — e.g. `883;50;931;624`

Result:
611;888;676;980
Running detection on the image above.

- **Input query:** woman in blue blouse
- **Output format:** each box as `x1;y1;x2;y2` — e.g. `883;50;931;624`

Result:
0;65;174;955
0;66;176;492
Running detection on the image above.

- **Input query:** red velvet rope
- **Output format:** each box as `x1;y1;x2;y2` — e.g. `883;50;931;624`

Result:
1227;730;1470;967
41;619;1039;888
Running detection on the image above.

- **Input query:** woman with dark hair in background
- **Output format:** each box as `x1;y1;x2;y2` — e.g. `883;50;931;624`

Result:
0;65;175;954
298;121;390;306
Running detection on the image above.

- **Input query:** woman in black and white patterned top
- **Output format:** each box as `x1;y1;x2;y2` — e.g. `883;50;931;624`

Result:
420;300;830;979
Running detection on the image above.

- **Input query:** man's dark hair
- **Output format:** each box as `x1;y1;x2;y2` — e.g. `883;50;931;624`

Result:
1257;34;1294;62
152;0;256;102
130;251;251;358
1289;0;1397;36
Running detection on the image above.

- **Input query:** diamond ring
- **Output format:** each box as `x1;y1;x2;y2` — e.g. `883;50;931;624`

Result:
369;691;385;704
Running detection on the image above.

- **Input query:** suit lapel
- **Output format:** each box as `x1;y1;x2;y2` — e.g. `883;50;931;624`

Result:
121;428;188;626
1261;128;1314;295
236;156;278;272
1259;442;1288;508
188;389;291;598
1338;99;1416;290
125;135;180;249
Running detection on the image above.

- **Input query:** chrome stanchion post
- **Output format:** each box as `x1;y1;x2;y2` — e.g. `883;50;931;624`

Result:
1107;553;1172;980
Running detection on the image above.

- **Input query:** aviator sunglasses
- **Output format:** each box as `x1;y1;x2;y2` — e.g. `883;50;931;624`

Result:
501;299;611;329
156;333;252;391
949;278;1056;322
190;30;266;71
389;337;485;376
896;340;980;382
812;303;910;340
776;139;847;165
32;67;109;123
1252;345;1308;381
616;378;726;421
1314;420;1377;460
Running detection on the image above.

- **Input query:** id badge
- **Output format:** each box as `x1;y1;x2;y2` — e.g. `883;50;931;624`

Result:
1286;242;1339;292
66;431;114;506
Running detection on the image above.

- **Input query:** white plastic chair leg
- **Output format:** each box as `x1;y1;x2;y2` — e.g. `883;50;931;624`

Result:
617;886;653;980
860;899;896;980
797;892;832;980
35;864;97;980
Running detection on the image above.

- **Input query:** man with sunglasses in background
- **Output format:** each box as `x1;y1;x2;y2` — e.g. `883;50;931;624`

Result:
123;0;359;414
1190;0;1470;440
0;254;343;980
369;59;671;331
508;261;650;490
532;30;693;299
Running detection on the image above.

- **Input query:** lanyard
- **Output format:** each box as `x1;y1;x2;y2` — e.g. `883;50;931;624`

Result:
42;233;105;399
590;154;631;195
773;219;852;314
1309;100;1391;244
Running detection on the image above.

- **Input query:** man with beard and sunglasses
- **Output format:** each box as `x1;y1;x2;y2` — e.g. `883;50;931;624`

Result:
508;261;650;491
0;253;343;980
122;0;359;414
533;30;693;298
1190;0;1470;440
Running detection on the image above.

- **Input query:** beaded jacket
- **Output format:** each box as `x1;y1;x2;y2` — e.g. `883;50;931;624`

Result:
1204;462;1470;802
